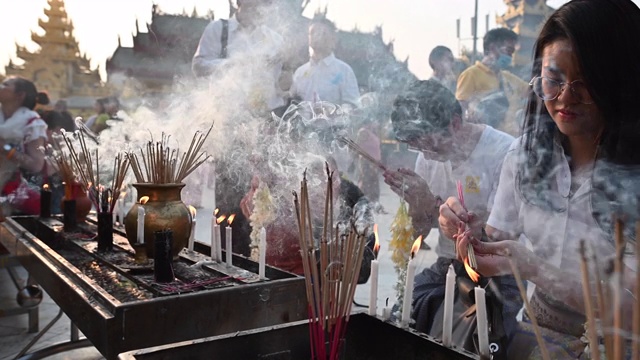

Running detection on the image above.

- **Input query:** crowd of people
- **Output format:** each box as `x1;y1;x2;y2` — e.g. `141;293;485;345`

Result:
1;0;639;358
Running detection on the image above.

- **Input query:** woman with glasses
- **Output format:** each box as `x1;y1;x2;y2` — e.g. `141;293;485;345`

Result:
439;0;640;358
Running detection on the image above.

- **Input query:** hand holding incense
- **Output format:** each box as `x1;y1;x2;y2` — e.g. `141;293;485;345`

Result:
456;180;477;269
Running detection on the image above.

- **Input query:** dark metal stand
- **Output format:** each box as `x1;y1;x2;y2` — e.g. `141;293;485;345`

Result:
0;255;39;333
14;308;93;360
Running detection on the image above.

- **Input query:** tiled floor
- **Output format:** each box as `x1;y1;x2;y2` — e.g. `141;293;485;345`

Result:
0;177;439;359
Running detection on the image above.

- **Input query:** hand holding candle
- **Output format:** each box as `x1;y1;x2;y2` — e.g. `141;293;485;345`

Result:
368;224;380;316
401;236;422;327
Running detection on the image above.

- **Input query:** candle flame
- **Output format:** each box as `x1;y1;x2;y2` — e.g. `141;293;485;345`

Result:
43;184;50;190
410;236;422;259
373;224;380;256
227;213;236;225
214;208;219;216
216;215;227;225
464;257;480;283
139;196;149;205
188;205;197;217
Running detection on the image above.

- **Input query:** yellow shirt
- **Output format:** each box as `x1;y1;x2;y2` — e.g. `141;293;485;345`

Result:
455;61;529;136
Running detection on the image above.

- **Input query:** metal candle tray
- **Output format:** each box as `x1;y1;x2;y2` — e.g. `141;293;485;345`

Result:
0;216;307;359
118;312;479;360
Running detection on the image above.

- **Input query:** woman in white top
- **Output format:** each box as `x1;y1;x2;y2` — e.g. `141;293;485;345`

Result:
439;0;640;358
0;76;48;215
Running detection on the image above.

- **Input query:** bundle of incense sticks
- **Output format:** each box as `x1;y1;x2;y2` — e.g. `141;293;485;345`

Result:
109;153;130;213
127;127;212;184
293;164;368;360
337;136;387;172
50;139;77;200
578;216;640;360
456;180;477;269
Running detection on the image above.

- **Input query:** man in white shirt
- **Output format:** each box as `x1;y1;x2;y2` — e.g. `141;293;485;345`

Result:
382;80;521;345
192;0;285;112
290;17;360;107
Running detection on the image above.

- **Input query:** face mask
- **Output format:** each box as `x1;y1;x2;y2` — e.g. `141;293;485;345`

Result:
496;54;512;69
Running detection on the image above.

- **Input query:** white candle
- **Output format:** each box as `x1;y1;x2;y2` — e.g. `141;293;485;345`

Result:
368;259;379;316
382;306;392;321
216;223;223;262
112;199;118;226
118;198;125;225
226;222;233;267
210;215;217;261
401;258;416;326
137;206;145;244
442;264;456;347
475;286;490;358
188;218;196;251
258;227;266;279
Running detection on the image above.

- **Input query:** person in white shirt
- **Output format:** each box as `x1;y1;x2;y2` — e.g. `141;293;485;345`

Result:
290;17;360;107
439;0;640;357
192;0;285;112
382;79;521;343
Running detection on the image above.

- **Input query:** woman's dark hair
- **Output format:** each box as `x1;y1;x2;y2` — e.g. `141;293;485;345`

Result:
95;97;108;114
518;0;640;229
11;77;38;110
36;91;50;106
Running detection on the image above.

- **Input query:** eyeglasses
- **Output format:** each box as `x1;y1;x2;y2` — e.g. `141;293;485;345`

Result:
529;76;594;105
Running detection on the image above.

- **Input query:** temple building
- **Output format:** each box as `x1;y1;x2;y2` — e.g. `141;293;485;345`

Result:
106;5;212;97
496;0;554;68
4;0;110;113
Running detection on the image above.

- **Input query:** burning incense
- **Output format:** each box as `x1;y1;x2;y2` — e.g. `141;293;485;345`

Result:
508;258;550;360
294;166;369;360
579;240;600;360
338;136;387;172
127;128;212;184
613;217;626;360
456;180;477;269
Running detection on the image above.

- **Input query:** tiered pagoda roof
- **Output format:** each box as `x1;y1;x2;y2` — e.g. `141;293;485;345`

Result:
497;0;554;69
5;0;109;108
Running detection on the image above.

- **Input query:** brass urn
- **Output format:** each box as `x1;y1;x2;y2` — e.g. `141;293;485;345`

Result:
124;183;193;259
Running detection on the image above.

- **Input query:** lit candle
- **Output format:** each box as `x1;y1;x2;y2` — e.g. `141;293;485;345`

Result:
40;184;51;218
226;214;235;267
137;206;145;244
368;224;380;316
210;209;218;260
188;206;197;251
216;213;225;262
382;298;392;321
258;227;266;279
442;264;456;347
475;286;490;358
401;236;422;327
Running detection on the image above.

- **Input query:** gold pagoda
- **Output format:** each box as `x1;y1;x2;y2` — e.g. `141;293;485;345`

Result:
5;0;110;112
496;0;554;67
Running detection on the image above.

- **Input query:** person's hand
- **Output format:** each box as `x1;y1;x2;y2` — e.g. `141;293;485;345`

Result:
383;168;434;207
439;196;483;240
457;234;538;279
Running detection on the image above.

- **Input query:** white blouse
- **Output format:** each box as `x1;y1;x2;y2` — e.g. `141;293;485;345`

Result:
487;138;632;275
0;106;47;145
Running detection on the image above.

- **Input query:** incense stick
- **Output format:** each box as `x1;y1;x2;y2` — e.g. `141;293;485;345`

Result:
579;240;600;360
338;136;387;172
456;180;478;269
294;167;369;360
127;127;212;184
508;258;550;360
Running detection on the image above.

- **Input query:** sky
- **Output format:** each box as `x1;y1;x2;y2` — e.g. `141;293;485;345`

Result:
0;0;618;81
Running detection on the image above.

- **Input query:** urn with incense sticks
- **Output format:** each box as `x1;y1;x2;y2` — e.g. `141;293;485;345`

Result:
124;183;193;259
